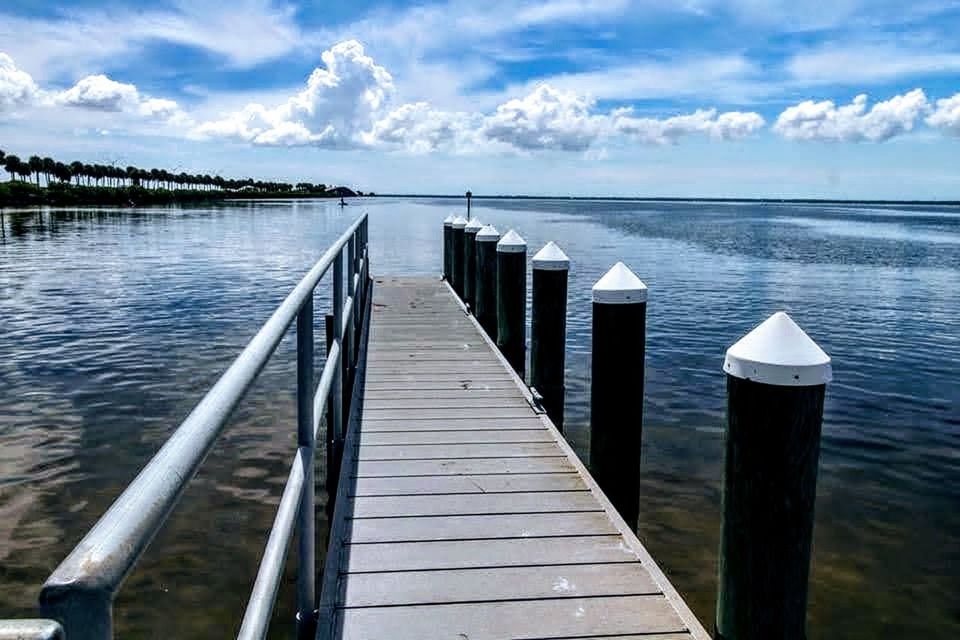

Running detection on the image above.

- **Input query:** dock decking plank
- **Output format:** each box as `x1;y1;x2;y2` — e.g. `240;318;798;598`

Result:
350;473;585;496
318;276;709;640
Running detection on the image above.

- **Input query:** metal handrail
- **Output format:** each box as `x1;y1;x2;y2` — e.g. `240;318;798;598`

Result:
35;213;370;640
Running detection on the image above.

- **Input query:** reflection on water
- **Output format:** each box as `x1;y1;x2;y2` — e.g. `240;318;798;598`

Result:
1;199;958;639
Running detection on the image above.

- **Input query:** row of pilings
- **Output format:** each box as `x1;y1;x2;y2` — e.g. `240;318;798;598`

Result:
442;213;833;640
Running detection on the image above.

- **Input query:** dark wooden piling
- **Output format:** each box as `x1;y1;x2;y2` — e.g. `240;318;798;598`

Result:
474;224;500;338
716;312;832;640
442;215;454;281
463;218;483;312
451;216;467;297
589;262;648;532
530;241;569;430
496;229;527;378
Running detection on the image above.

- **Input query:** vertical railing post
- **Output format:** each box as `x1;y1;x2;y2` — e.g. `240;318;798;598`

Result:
331;252;345;480
496;229;527;378
451;216;467;297
442;215;454;281
716;312;832;640
348;234;358;360
530;242;569;431
474;225;500;338
351;228;361;355
39;588;112;640
463;218;483;312
589;262;647;532
344;236;356;409
323;313;338;518
295;294;316;639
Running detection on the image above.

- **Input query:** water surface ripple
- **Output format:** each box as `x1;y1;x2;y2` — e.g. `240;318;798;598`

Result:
0;198;957;638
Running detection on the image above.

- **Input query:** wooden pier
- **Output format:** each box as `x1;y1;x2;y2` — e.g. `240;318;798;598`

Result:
318;276;710;640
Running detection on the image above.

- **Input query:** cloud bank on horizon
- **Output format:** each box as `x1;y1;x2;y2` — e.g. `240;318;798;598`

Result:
0;0;959;196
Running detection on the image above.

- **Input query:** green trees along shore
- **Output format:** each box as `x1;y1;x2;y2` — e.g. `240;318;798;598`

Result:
0;149;365;206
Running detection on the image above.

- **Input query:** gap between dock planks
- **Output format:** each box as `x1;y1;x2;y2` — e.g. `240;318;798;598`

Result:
317;276;709;640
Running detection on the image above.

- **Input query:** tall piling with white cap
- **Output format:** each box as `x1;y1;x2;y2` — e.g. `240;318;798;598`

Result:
531;241;569;430
496;229;527;377
451;216;467;297
463;218;484;311
716;312;832;640
475;225;500;338
589;262;648;531
442;214;455;281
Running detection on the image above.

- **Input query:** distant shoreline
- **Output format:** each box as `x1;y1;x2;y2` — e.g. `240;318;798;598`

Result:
0;182;358;208
377;194;960;206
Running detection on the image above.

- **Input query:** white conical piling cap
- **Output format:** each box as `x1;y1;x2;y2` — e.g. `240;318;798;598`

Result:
443;214;455;226
592;262;647;304
452;216;467;229
476;224;500;242
532;241;570;271
465;218;484;233
723;311;832;386
497;229;527;253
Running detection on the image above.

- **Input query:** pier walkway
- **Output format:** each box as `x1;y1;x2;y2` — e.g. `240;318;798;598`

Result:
318;276;709;640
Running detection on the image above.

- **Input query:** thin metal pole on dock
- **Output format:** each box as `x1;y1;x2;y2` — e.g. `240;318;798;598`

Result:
451;216;467;297
295;294;316;639
717;312;832;640
496;229;527;378
442;215;454;281
530;242;569;430
589;262;647;531
332;253;345;471
463;218;483;312
474;225;500;338
323;313;338;516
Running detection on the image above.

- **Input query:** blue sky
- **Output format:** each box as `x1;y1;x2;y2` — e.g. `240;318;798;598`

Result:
1;0;959;198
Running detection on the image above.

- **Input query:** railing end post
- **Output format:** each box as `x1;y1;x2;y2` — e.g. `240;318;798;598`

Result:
39;578;113;640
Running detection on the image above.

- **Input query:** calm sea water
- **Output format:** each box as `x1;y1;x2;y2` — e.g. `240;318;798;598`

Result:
0;198;957;638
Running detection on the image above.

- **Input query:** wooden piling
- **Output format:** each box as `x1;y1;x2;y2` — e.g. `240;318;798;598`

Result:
442;215;454;281
463;218;484;312
530;241;569;430
496;229;527;378
475;225;500;338
451;216;467;297
589;262;647;532
716;312;832;640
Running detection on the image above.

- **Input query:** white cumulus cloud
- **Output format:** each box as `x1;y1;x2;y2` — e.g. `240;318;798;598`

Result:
362;102;478;153
481;84;605;151
192;40;393;147
611;107;765;144
57;74;139;111
773;89;929;142
926;93;960;136
0;52;40;112
55;73;188;126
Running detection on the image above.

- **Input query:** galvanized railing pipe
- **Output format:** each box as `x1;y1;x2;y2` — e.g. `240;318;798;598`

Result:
331;254;345;463
312;340;340;441
0;620;64;640
295;294;316;640
38;213;367;640
236;449;307;640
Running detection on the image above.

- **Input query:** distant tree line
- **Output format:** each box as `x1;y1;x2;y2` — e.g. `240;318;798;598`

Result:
0;148;332;194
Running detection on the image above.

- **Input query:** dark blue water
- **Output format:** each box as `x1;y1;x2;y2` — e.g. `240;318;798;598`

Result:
1;198;957;638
